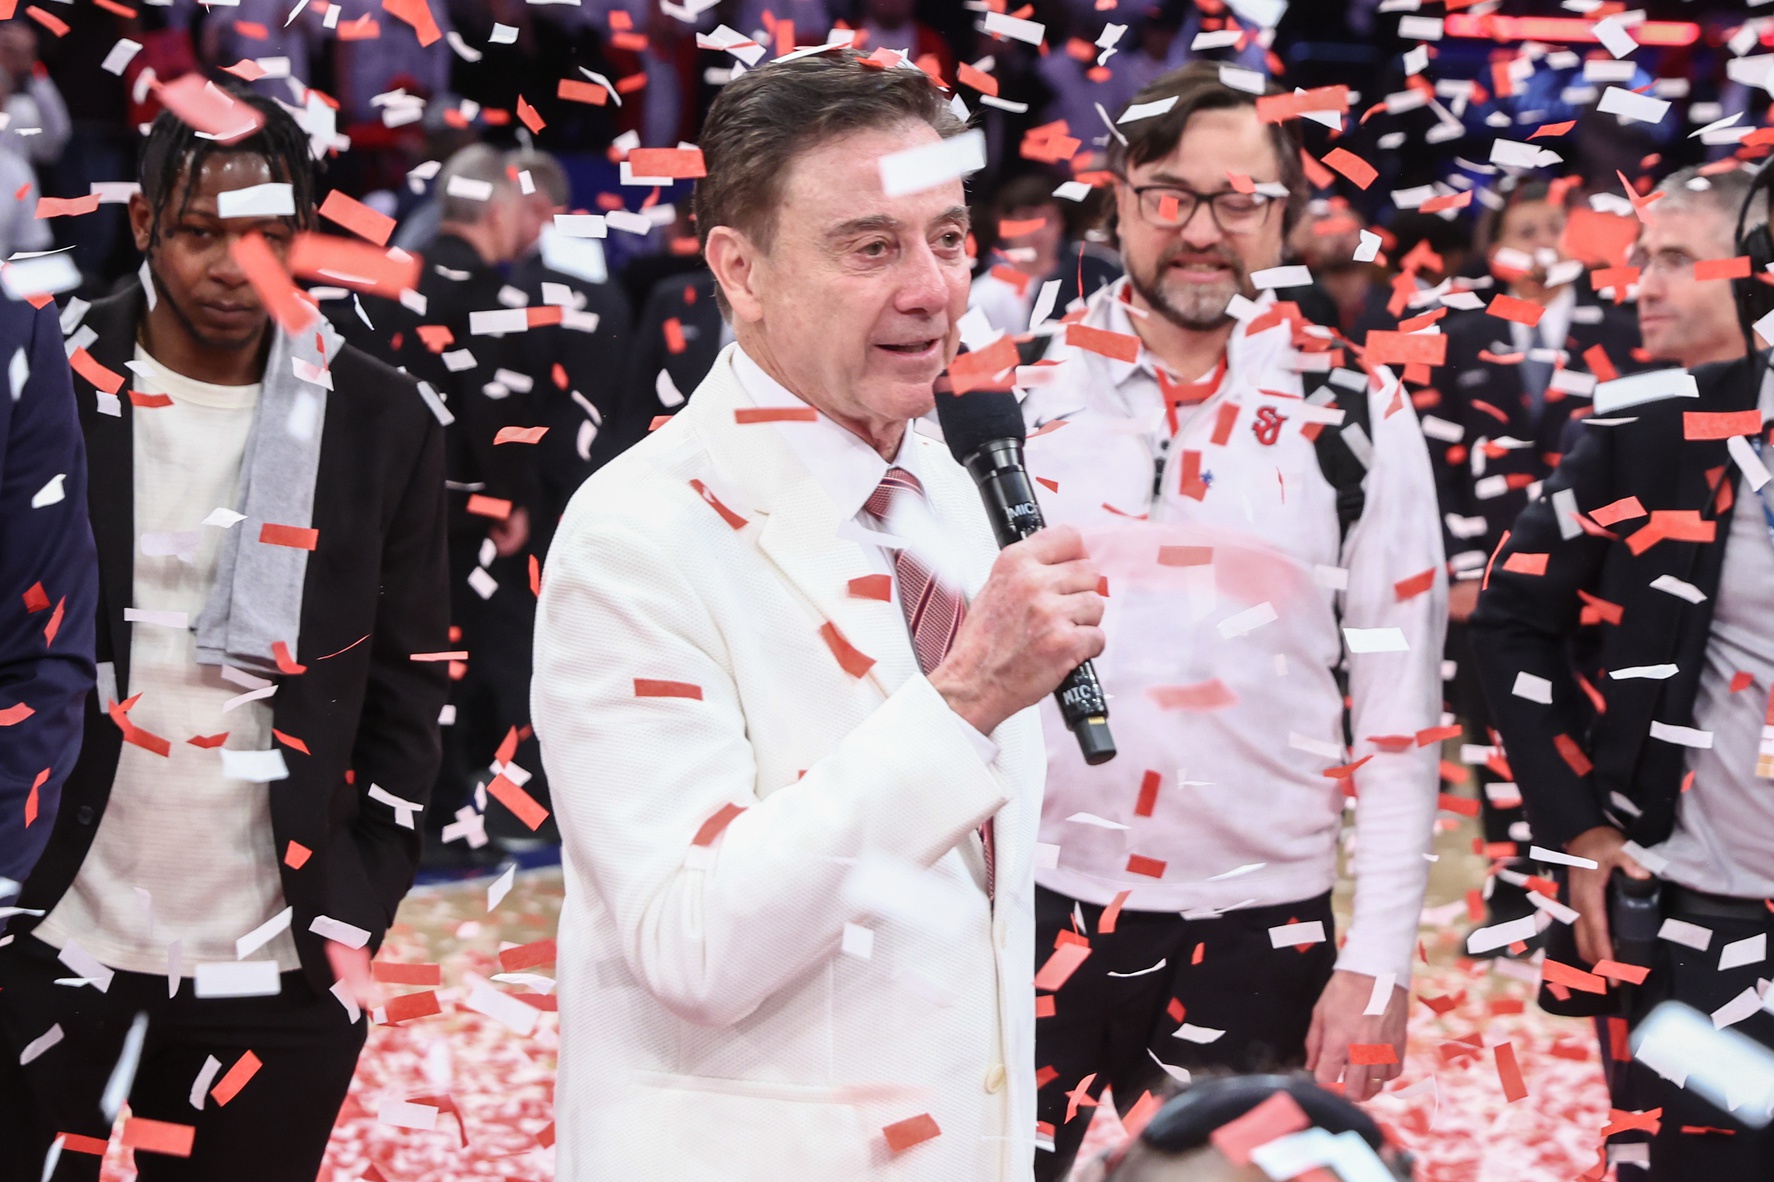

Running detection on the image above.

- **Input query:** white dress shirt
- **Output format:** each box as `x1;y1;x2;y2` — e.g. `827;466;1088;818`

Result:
730;346;998;765
1019;280;1447;981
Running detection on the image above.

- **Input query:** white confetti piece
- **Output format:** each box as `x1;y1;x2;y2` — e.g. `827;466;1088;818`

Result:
1107;958;1168;979
982;10;1044;45
1712;986;1765;1030
1649;721;1712;748
1467;914;1538;954
193;959;281;998
841;923;874;960
309;915;371;949
1593;14;1639;58
1269;920;1327;948
1720;933;1767;972
57;940;114;992
1598;86;1670;125
1609;664;1677;680
220;748;289;782
1344;627;1409;653
1398;14;1443;40
1117;96;1178;125
30;474;64;508
462;972;539;1036
18;1023;62;1065
1512;671;1552;704
1066;811;1129;830
1527;845;1598;869
1354;229;1381;263
1251;264;1313;290
101;38;142;76
1173;1022;1227;1044
488;863;516;912
1729;433;1771;491
1649;574;1706;604
878;129;987;198
189;1054;223;1110
444;175;494;201
216;182;295;218
1658;917;1714;951
1217;601;1278;639
123;608;188;629
234;906;292;959
1364;972;1396;1016
377;1098;439;1131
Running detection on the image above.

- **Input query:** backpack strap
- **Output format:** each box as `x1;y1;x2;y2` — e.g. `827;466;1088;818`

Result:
1308;379;1374;546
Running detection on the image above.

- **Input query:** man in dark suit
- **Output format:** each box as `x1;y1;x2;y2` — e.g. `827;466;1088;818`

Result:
504;148;631;558
0;91;448;1180
608;267;725;460
1471;342;1774;1179
1427;180;1641;930
0;293;98;892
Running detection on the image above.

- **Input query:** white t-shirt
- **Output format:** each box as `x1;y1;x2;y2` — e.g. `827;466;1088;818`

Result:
36;344;297;976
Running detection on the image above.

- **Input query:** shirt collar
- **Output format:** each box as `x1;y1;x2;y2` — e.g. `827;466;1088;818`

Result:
1084;276;1279;388
730;344;920;521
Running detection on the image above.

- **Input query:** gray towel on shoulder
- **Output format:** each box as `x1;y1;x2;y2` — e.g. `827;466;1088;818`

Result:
194;316;341;675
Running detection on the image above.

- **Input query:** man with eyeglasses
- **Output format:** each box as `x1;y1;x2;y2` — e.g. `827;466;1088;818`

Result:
1018;62;1446;1181
1634;166;1756;371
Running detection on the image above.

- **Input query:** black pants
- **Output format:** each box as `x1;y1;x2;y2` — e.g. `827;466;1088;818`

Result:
1033;885;1338;1182
1611;894;1774;1181
0;935;366;1181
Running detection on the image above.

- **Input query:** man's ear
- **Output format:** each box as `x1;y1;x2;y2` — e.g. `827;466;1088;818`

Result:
127;192;154;255
705;224;765;324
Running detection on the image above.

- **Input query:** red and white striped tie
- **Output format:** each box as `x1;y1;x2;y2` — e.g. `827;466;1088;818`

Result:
865;467;994;902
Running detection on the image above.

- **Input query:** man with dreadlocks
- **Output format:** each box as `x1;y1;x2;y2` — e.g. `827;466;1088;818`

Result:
0;87;450;1179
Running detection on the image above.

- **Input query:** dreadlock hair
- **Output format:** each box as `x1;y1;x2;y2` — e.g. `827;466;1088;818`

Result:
137;83;319;253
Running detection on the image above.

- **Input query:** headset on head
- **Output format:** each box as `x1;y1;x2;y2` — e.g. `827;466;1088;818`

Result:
1731;160;1774;362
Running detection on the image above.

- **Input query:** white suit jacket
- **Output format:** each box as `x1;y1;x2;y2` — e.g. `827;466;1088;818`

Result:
532;344;1044;1181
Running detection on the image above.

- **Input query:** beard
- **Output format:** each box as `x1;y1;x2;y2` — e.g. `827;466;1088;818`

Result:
1127;242;1255;331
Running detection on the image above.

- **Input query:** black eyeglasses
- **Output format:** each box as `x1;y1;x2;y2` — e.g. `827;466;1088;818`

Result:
1123;181;1279;234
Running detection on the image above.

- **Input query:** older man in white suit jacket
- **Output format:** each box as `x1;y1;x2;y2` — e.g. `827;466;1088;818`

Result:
531;51;1107;1181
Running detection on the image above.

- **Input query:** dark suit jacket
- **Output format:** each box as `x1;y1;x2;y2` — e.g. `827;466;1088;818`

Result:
14;287;450;993
1469;354;1757;853
1427;299;1641;569
608;268;724;461
0;297;97;888
508;250;631;557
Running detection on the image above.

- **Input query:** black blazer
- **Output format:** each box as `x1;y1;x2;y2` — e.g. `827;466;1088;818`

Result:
609;268;724;460
1427;300;1641;567
14;287;451;994
1469;354;1757;853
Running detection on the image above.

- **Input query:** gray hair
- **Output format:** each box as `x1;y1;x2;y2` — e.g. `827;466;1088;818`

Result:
1651;164;1759;248
507;149;570;207
435;143;519;225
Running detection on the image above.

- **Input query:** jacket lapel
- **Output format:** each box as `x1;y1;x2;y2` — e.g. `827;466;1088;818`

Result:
688;349;920;701
79;288;147;699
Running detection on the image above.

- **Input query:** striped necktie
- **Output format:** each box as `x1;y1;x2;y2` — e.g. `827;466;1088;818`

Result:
865;466;993;901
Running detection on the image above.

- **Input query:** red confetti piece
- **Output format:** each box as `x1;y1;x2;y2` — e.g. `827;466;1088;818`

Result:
1348;1042;1399;1065
1148;680;1236;711
691;801;744;848
498;938;557;973
634;679;702;700
1487;293;1545;327
0;702;33;725
381;990;442;1024
209;1050;261;1106
284;840;311;868
69;347;123;394
107;696;170;757
271;728;310;755
1211;1090;1311;1165
947;335;1020;393
1394;567;1435;600
516;95;545;134
1257;86;1350;124
1065;322;1140;363
1099;890;1131;935
1542;959;1607;994
43;596;62;646
558;78;608;105
848;574;892;601
733;407;819;424
21;581;48;613
55;1133;109;1156
317;189;396;247
372;961;443;986
1365;330;1446;366
1730;671;1755;693
381;0;441;47
1592;959;1650;985
231;231;317;336
1529;120;1575;139
23;767;45;827
1156;545;1213;567
465;494;513;521
1321;147;1377;190
689;479;747;530
121;1117;195;1158
628;148;707;179
187;732;229;748
1683;409;1763;440
34;193;101;218
1590;496;1645;526
1502;552;1548;576
819;621;876;679
287;232;420;299
1125;854;1166;879
486;772;550;831
271;640;305;675
1437;792;1480;817
260;523;319;550
1034;941;1092;991
1034;994;1056;1018
1133;770;1161;817
494;425;549;445
1693;256;1750;282
882;1114;941;1154
1554;734;1593;777
1494;1041;1528;1102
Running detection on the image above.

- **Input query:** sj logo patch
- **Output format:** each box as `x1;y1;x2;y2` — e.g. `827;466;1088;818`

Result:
1251;405;1288;446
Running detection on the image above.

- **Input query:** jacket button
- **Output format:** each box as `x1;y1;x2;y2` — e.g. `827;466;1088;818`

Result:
984;1064;1006;1094
75;805;95;825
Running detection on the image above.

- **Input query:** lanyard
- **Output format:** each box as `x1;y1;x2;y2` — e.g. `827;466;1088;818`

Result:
1150;355;1229;506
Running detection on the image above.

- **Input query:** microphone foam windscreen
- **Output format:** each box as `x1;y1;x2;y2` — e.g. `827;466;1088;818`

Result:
934;386;1026;465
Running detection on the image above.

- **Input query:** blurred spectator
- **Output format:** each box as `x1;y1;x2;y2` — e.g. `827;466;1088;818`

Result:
1286;198;1376;335
33;0;132;286
1038;2;1192;153
735;0;836;43
187;0;329;104
1350;210;1473;341
332;0;453;126
613;268;725;458
1429;179;1639;936
0;75;49;259
854;0;954;80
969;172;1120;334
0;22;69;170
506;148;632;557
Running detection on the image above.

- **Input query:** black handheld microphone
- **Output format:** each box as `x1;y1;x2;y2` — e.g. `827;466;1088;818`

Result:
933;382;1116;765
